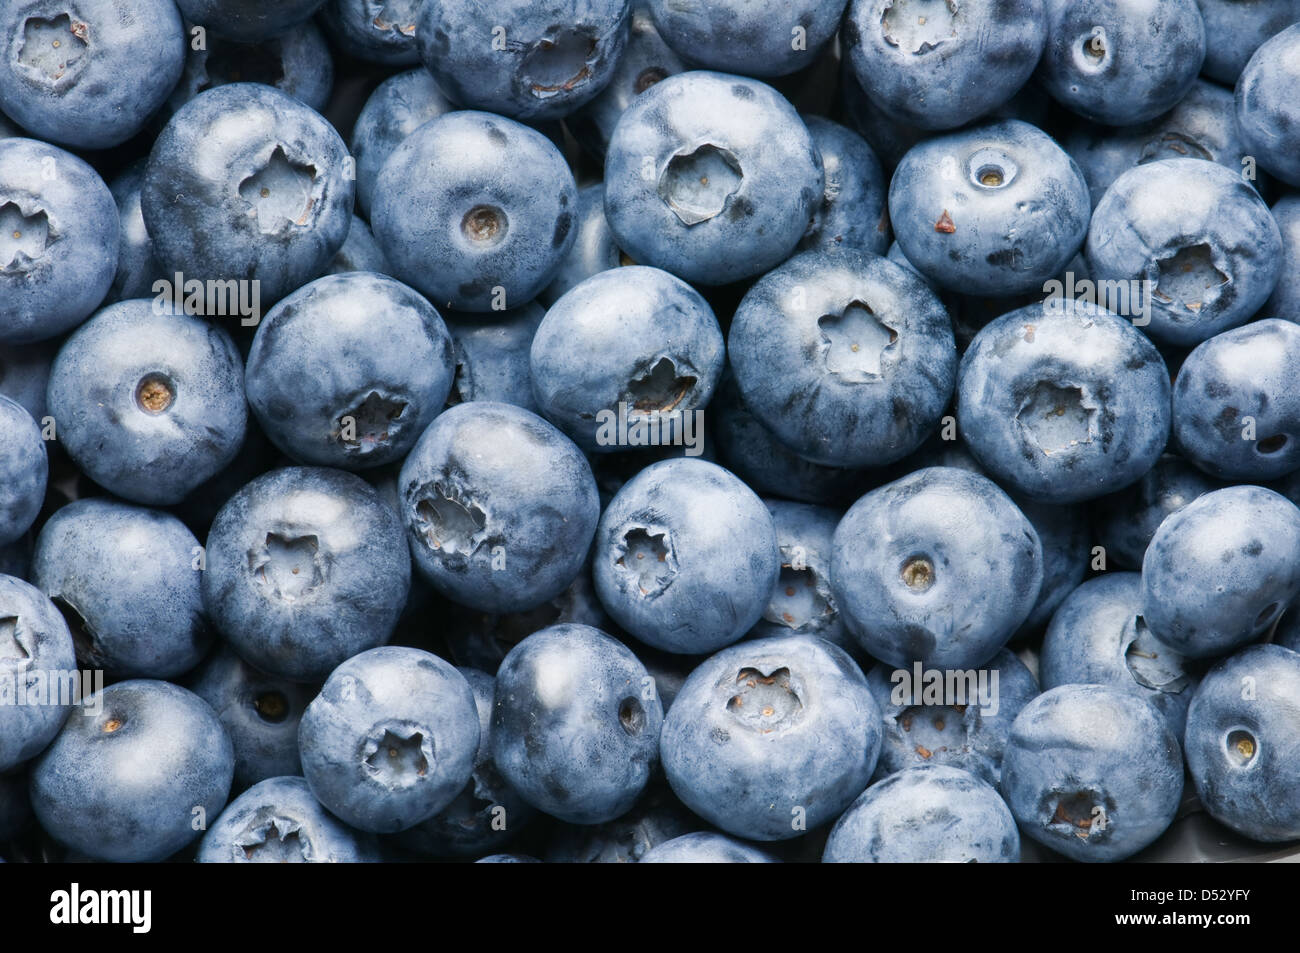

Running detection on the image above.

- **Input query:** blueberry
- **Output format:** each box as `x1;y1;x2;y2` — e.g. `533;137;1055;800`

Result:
416;0;630;121
1141;485;1300;659
594;458;778;654
831;467;1042;669
1037;0;1205;125
372;111;577;312
1172;320;1300;481
246;272;454;470
1235;24;1300;187
33;499;209;679
542;784;696;862
839;56;932;170
324;216;392;276
31;679;234;862
187;646;316;789
865;649;1040;785
568;7;685;160
203;467;411;682
299;646;479;832
0;338;56;422
142;84;354;307
0;396;45;547
174;0;327;42
168;19;335;114
956;298;1171;504
799;116;890;255
1092;454;1221;569
660;634;881;840
46;299;247;506
710;375;869;506
0;0;185;149
1041;573;1198;739
1266;195;1300;322
844;0;1046;130
1086;159;1282;346
1064;80;1256;209
350;68;452;220
1010;496;1090;638
1001;684;1183;862
394;668;534;857
0;138;117;345
825;764;1020;862
1196;0;1298;84
530;266;723;453
106;162;166;304
198;775;380;862
639;831;777;863
491;624;663;824
1185;644;1300;842
537;183;628;306
646;0;845;77
0;574;75;772
729;250;956;468
751;501;851;653
603;71;823;286
444;304;545;412
889;119;1091;296
320;0;421;65
399;402;599;613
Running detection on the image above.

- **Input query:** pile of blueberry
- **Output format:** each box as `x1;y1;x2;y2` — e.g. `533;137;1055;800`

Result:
3;0;1300;865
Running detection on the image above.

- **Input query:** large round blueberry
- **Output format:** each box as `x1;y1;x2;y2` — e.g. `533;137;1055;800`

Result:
0;138;117;345
46;299;247;506
825;764;1020;862
198;775;380;862
1041;573;1197;739
831;467;1043;669
640;831;777;863
594;458;779;654
398;402;599;613
1184;644;1300;842
395;668;534;857
647;0;844;77
320;0;421;65
491;624;663;824
349;68;452;219
372;111;577;312
1086;159;1281;346
1236;24;1300;187
1036;0;1205;125
1196;0;1297;84
187;645;316;789
246;272;454;470
956;298;1171;504
800;116;890;255
889;120;1090;296
203;467;412;682
1001;684;1183;862
33;499;209;679
844;0;1046;130
0;396;45;547
531;266;723;453
142;84;354;307
864;649;1040;785
661;635;881;840
299;646;480;833
0;574;75;772
603;71;823;286
31;679;234;862
0;0;185;149
1141;485;1300;659
444;304;544;412
567;7;685;161
537;183;628;306
174;0;327;42
751;501;851;653
1091;453;1221;569
729;250;956;468
107;162;165;304
1172;320;1300;481
417;0;629;121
